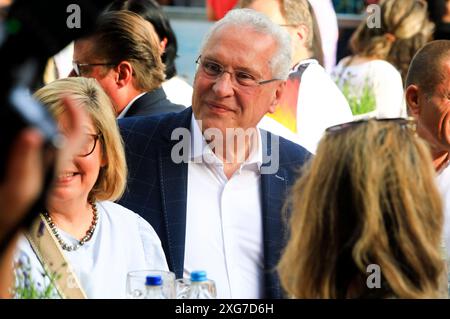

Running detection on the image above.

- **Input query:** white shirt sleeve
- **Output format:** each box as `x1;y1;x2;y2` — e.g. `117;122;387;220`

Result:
370;62;406;119
136;215;169;272
296;62;353;153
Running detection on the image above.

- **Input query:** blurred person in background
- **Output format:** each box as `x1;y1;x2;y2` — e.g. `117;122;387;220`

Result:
279;119;447;298
333;0;433;120
427;0;450;40
240;0;352;153
71;11;185;118
307;0;324;68
308;0;338;73
107;0;193;107
206;0;238;21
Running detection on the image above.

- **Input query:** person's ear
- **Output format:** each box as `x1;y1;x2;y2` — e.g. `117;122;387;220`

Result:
295;24;309;47
405;84;420;117
160;37;168;55
268;81;286;114
100;153;107;167
115;61;133;88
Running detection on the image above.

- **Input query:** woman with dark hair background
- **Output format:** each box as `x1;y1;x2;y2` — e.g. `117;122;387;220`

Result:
427;0;450;40
107;0;193;106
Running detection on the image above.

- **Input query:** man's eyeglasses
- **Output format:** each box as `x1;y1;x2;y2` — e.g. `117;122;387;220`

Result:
325;117;417;135
72;61;116;76
77;133;102;157
195;55;281;87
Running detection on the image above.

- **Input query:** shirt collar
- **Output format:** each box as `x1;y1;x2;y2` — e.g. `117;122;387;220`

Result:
117;92;146;119
291;58;318;73
190;114;263;171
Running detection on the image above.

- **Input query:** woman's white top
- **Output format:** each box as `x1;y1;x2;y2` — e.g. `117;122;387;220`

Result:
333;58;407;120
16;201;168;299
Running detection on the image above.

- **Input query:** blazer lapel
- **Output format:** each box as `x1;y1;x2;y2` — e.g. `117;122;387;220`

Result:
158;108;192;278
124;89;165;118
260;130;288;298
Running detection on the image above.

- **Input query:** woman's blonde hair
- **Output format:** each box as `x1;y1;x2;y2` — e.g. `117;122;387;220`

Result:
278;120;444;298
34;77;127;202
350;0;434;83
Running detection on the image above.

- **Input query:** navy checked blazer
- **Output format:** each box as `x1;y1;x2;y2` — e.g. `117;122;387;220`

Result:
118;107;311;299
124;88;185;118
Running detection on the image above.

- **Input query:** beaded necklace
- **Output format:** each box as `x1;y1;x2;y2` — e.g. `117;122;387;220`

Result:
42;200;98;252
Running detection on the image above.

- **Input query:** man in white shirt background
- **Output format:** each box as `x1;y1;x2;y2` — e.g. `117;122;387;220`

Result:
240;0;353;154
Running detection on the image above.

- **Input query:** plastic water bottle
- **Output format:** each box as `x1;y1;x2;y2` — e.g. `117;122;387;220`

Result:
187;271;217;299
144;275;165;299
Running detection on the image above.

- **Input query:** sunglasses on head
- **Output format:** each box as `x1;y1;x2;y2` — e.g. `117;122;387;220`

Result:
325;117;417;135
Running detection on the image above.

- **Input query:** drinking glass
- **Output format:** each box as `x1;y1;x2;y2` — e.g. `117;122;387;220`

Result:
126;270;176;299
175;278;191;299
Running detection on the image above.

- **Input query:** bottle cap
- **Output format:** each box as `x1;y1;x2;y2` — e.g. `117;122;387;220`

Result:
190;270;207;282
145;275;162;286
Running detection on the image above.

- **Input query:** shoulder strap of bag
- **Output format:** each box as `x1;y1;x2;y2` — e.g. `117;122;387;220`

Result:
25;214;87;299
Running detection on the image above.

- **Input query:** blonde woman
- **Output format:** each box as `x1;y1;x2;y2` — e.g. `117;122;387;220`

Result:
333;0;434;119
15;77;168;298
279;119;446;298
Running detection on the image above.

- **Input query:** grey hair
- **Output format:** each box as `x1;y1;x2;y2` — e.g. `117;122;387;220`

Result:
199;8;292;80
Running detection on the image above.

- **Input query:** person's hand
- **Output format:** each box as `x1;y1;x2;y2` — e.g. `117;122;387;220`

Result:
0;96;88;246
0;129;44;299
55;96;89;172
0;129;44;243
0;96;88;298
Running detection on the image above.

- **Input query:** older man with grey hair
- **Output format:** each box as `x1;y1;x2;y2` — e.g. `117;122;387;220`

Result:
118;8;311;299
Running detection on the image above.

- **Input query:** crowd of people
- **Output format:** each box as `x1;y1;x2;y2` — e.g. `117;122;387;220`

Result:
1;0;450;299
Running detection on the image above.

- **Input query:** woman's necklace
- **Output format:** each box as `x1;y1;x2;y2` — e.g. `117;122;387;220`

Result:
42;200;99;252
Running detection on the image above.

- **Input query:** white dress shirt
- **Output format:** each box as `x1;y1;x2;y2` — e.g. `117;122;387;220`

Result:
184;115;264;298
437;165;450;257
